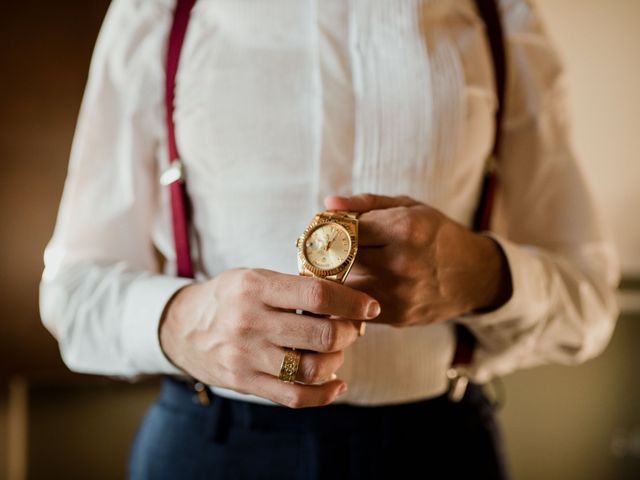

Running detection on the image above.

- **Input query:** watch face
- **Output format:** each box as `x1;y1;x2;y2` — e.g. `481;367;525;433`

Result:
303;223;352;271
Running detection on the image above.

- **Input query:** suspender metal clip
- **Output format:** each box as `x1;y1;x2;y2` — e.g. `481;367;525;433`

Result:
446;367;470;403
192;381;211;406
160;159;185;186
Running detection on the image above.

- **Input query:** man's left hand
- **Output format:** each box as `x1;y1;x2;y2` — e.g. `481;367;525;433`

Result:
325;194;512;327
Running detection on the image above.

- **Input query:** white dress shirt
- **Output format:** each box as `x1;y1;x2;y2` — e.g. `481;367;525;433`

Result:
40;0;619;406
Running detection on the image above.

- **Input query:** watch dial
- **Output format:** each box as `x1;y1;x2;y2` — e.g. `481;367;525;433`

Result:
304;223;352;271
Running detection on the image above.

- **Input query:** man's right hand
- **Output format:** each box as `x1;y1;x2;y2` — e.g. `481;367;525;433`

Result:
159;268;381;408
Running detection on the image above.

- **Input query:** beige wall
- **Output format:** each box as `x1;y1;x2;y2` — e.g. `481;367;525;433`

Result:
535;0;640;275
501;5;640;478
499;313;640;480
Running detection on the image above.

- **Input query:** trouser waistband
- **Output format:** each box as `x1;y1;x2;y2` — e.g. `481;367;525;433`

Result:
160;376;488;439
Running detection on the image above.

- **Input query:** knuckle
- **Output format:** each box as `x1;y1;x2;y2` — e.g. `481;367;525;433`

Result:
394;213;414;240
235;269;262;298
232;310;254;336
226;372;241;390
300;358;322;384
412;227;429;245
226;369;245;390
319;323;339;352
360;193;377;205
307;279;330;311
394;212;426;245
283;391;305;409
390;253;411;273
225;347;247;373
395;255;423;279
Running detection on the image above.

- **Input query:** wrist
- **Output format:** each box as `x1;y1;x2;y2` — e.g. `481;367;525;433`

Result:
158;283;200;372
469;234;513;313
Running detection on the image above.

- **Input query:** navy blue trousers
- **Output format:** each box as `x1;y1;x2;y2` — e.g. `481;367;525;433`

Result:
129;377;508;479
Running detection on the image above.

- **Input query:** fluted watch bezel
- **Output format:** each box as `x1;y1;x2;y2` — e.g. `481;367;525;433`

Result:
295;212;359;282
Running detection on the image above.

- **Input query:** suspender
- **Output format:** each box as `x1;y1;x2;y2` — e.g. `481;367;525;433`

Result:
163;0;197;279
449;0;507;400
473;0;506;232
163;0;506;400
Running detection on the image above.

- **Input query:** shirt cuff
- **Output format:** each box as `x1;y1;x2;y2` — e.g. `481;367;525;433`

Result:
120;274;194;374
458;232;547;329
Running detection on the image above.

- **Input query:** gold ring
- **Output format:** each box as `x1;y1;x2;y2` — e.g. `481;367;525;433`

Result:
278;348;301;383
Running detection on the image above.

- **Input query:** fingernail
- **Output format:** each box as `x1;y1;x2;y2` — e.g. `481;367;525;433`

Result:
358;322;367;337
337;383;348;396
329;373;338;381
366;302;381;319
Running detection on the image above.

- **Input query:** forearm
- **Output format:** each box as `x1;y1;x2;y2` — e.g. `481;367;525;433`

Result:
40;259;191;377
458;235;619;382
454;229;513;314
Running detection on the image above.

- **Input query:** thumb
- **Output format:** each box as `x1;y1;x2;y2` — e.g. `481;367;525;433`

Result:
324;193;420;212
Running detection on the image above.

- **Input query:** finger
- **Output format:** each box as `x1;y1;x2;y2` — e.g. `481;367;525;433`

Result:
353;246;394;269
353;246;415;281
358;208;424;246
357;211;394;246
258;271;381;320
344;274;392;314
345;275;414;326
262;311;359;352
348;260;372;277
358;206;437;247
324;193;420;212
249;373;347;408
260;346;344;385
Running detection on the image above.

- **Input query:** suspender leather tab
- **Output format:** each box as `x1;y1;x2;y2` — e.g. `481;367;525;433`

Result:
447;368;471;403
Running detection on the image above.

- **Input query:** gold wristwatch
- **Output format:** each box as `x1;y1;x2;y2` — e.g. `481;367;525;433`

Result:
296;210;366;337
296;211;359;283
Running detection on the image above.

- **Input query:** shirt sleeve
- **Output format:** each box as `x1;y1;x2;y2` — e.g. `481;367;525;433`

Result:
457;0;620;383
39;0;192;377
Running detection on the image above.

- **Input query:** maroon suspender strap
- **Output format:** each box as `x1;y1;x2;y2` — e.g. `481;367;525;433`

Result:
472;0;506;233
450;0;506;387
165;0;197;279
166;0;212;406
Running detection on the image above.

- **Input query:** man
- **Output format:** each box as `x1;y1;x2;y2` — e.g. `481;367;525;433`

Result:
40;0;619;478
